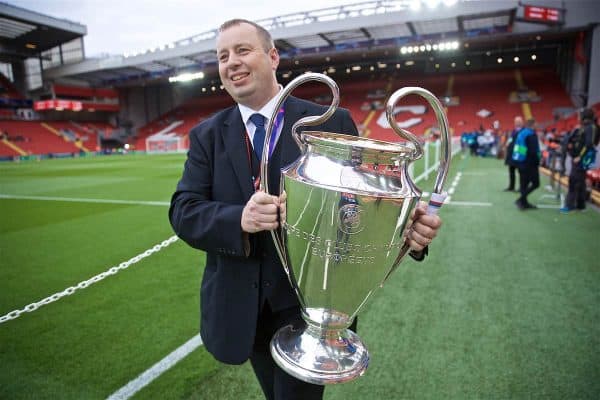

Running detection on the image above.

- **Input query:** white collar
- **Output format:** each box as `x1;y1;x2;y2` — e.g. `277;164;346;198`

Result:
238;86;283;125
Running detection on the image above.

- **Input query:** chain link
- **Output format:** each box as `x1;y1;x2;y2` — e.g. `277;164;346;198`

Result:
0;235;179;325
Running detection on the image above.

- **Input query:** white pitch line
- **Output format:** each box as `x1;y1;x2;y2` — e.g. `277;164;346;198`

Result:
0;194;169;206
107;334;203;400
1;192;195;398
536;204;561;209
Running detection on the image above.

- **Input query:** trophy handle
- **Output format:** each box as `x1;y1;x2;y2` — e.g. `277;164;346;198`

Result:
260;72;340;193
259;72;340;275
380;87;451;286
386;87;451;194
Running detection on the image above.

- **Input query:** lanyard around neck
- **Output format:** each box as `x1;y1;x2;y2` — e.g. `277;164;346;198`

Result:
244;106;285;191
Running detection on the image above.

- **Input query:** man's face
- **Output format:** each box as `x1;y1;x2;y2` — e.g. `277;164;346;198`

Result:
216;23;279;110
514;118;523;129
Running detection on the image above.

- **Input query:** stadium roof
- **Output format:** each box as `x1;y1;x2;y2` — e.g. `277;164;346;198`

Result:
0;1;86;63
38;0;600;87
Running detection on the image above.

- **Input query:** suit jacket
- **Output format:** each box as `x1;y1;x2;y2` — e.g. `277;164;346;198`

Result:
169;96;359;364
504;128;520;166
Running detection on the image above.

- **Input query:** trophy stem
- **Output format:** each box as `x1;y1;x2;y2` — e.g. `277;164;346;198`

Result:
270;317;370;385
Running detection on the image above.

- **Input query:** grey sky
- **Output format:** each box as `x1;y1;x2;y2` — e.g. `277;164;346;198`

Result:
5;0;361;56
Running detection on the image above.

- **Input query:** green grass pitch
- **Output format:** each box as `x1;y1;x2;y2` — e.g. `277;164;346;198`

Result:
1;153;599;399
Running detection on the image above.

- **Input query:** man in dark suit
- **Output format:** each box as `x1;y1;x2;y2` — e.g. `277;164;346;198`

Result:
561;108;599;212
169;18;442;400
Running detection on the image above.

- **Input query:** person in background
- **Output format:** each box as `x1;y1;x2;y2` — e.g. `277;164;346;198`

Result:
503;116;523;192
561;108;599;213
513;118;540;210
169;18;443;400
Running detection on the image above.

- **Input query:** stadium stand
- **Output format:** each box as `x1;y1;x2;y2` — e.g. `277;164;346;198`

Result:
44;121;98;152
449;69;523;134
132;96;234;151
129;67;579;150
33;84;120;113
0;0;598;207
0;121;82;155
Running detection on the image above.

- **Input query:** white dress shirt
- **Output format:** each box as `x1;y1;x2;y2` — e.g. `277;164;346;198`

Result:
238;88;285;154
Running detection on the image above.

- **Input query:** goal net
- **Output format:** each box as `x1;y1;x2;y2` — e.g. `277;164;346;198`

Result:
145;133;186;154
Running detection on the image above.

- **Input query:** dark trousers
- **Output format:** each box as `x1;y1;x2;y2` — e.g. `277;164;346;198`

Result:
507;165;517;190
250;303;325;400
565;167;587;209
517;165;540;205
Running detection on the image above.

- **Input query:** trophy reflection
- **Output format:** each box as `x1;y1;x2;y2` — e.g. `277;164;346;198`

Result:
260;72;450;385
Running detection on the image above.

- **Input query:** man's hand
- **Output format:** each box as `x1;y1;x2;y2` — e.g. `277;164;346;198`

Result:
241;191;281;233
405;201;442;252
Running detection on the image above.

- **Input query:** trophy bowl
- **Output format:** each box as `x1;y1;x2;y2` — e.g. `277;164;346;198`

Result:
261;73;450;385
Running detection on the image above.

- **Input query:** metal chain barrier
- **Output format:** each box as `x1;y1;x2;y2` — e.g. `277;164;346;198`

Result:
0;235;179;324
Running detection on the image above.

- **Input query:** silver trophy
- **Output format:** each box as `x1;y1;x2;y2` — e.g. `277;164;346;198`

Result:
260;73;450;385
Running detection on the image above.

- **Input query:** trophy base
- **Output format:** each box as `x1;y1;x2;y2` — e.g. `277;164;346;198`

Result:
270;323;369;385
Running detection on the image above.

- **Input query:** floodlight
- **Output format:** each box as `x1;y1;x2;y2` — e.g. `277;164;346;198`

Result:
168;72;205;83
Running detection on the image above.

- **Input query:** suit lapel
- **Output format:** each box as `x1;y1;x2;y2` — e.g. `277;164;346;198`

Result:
222;108;254;200
262;97;309;195
221;97;310;198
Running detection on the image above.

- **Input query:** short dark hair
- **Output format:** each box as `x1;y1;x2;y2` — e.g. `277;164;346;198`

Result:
218;19;274;52
526;118;535;128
